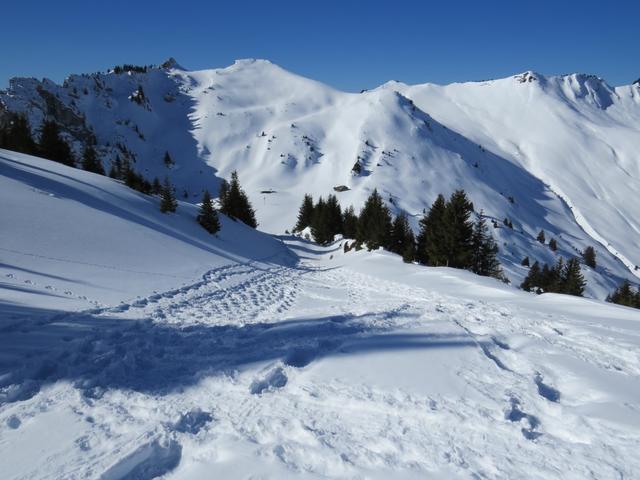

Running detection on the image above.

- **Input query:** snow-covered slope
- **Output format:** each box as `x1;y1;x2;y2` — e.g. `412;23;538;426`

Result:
0;148;290;311
381;72;640;280
1;60;639;297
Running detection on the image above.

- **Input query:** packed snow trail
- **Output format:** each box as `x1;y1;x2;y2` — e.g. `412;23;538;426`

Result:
1;240;639;479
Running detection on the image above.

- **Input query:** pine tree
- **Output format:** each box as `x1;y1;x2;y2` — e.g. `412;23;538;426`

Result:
549;238;558;251
197;190;220;234
219;171;257;228
163;151;174;167
521;261;542;292
470;213;503;279
81;145;105;175
521;256;530;267
444;190;474;269
294;194;314;232
416;194;447;265
109;155;123;179
537;229;546;244
356;189;392;250
607;280;640;308
218;179;229;206
1;114;37;154
152;177;162;195
561;257;585;296
342;206;358;239
583;246;597;269
389;212;415;262
39;120;74;167
160;177;177;213
311;197;333;245
325;194;343;236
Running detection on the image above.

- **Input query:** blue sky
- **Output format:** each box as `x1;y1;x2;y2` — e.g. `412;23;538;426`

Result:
1;1;638;91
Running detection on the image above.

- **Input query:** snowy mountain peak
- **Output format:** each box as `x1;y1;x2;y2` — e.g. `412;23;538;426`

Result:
160;57;185;70
514;71;540;83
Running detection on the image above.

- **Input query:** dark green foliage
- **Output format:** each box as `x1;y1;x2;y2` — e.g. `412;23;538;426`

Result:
351;160;362;175
583;246;597;269
81;145;105;175
562;257;586;296
356;189;392;250
606;280;640;309
163;151;174;167
152;177;162;195
342;206;358;239
0;114;37;154
112;64;149;74
521;261;542;292
219;171;257;228
389;212;415;262
416;194;448;265
160;177;177;213
520;257;585;296
537;229;546;244
39;120;74;167
521;256;530;267
197;190;220;234
470;214;504;279
443;190;474;269
310;197;331;245
549;238;558;251
108;155;123;179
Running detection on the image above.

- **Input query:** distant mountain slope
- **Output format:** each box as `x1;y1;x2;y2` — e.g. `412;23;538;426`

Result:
0;149;290;311
1;60;638;297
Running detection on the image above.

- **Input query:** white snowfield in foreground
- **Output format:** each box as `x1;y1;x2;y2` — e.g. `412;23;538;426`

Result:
1;151;639;479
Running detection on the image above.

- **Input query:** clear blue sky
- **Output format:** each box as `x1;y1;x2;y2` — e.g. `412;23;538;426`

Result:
2;0;638;91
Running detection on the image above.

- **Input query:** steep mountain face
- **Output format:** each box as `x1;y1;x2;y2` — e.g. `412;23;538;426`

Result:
1;60;638;297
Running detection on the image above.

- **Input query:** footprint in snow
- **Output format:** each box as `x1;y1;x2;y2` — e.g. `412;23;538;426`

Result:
250;366;288;394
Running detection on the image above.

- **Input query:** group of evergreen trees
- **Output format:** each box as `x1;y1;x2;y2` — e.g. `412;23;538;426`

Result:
293;189;504;280
416;191;504;279
0;114;75;167
606;280;640;309
218;171;257;228
521;257;585;296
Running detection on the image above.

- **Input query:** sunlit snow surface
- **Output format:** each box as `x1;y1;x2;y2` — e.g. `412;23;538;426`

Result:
2;61;639;298
1;151;639;479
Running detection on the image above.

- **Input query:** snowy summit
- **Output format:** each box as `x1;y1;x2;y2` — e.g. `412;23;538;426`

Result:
0;56;639;479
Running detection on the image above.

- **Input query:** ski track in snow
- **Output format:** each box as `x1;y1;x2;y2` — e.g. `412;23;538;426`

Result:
1;245;639;479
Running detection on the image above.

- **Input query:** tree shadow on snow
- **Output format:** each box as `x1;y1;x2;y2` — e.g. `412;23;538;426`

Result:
0;301;483;404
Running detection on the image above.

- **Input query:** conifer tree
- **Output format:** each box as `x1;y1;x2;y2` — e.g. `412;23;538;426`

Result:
81;145;105;175
342;206;358;239
152;177;162;195
444;189;474;268
160;177;177;213
416;194;447;265
561;257;585;296
583;246;597;269
521;256;530;267
356;189;392;250
470;213;503;279
325;194;343;236
537;229;546;244
294;194;314;232
219;171;257;228
549;238;558;251
607;280;640;308
311;197;333;245
521;261;542;292
109;155;123;179
163;151;174;167
1;114;37;154
39;120;74;167
218;179;229;206
197;190;220;234
389;212;415;262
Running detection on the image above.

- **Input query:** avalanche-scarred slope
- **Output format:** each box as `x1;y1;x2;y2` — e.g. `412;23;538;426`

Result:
382;72;640;279
1;236;639;479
